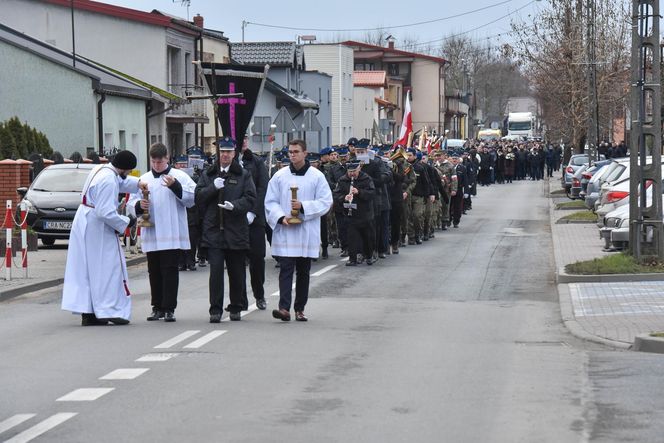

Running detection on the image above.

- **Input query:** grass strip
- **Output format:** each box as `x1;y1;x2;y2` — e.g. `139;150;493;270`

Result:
565;253;664;275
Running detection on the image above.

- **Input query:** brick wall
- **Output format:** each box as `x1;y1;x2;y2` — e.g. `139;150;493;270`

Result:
0;159;32;208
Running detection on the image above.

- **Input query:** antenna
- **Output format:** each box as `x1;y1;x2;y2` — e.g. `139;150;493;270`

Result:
172;0;191;20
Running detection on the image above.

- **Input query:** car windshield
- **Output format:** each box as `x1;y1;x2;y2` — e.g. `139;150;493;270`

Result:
604;164;626;183
31;168;91;192
571;156;590;166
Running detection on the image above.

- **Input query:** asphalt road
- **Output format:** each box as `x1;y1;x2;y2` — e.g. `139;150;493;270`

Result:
2;178;664;442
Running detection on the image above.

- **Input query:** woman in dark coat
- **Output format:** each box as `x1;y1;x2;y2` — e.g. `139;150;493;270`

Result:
504;147;516;183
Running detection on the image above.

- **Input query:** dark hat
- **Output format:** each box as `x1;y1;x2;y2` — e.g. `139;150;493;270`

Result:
338;147;350;156
320;147;332;156
214;136;236;150
406;148;417;155
111;150;137;170
347;137;359;146
356;138;371;149
346;160;361;170
281;156;291;165
307;152;321;162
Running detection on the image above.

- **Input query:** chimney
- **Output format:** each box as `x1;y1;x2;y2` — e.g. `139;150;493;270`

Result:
193;14;204;29
388;41;394;50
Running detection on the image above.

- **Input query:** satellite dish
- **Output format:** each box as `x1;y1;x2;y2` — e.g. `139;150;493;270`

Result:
490;121;500;129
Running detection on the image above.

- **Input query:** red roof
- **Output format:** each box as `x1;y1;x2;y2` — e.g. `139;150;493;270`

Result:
40;0;196;34
342;40;448;65
354;70;387;87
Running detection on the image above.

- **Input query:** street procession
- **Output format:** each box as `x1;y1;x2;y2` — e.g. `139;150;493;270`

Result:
5;0;664;442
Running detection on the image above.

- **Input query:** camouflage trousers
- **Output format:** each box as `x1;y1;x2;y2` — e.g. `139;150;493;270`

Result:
327;209;338;244
408;196;426;239
401;194;411;241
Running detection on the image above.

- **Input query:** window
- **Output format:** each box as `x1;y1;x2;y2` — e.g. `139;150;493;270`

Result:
118;130;126;150
151;135;157;144
388;63;399;76
327;89;331;104
185;132;192;148
252;116;273;143
104;133;114;150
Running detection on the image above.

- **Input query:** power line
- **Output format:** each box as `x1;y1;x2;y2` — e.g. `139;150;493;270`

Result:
244;0;514;32
399;0;537;49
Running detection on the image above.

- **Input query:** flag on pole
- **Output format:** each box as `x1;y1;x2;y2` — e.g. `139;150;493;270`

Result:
394;90;412;148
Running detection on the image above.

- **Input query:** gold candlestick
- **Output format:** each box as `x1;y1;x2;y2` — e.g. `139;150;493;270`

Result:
138;189;154;227
287;186;302;224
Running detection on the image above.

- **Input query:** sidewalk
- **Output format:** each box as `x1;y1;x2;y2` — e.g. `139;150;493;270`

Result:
0;241;145;301
548;174;664;350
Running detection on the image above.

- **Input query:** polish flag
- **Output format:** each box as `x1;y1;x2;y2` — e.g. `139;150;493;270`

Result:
394;90;412;148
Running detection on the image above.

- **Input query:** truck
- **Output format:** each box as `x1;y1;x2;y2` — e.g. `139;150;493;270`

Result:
507;111;535;139
477;128;502;141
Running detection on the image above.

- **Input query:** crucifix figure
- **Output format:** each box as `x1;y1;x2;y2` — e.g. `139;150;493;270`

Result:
217;82;247;141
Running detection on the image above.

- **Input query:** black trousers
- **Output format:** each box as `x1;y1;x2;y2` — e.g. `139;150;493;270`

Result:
348;219;375;261
179;224;199;267
320;213;329;248
208;248;247;315
276;256;311;312
335;212;349;250
390;201;403;246
243;224;266;301
146;249;180;312
450;193;464;226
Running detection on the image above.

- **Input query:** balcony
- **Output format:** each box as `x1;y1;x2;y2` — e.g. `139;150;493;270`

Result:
166;84;209;124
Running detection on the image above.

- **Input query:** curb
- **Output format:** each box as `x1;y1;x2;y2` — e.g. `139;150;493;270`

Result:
555;219;596;224
557;283;632;350
556;267;664;283
633;334;664;354
0;255;147;303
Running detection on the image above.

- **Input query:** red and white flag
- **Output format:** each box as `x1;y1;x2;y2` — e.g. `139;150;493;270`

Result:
394;90;412;148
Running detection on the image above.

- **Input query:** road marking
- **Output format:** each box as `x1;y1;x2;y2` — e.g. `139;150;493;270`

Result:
183;330;226;349
0;414;35;435
154;330;200;349
4;413;77;443
99;368;150;380
56;388;114;402
136;353;178;362
311;265;337;276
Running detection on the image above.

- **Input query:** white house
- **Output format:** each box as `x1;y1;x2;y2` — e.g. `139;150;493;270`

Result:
302;44;354;145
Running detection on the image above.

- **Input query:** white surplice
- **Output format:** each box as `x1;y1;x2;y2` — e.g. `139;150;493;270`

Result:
131;168;195;253
61;165;139;320
265;165;332;258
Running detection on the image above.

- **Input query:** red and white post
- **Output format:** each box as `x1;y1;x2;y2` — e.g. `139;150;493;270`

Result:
4;200;13;281
20;201;28;278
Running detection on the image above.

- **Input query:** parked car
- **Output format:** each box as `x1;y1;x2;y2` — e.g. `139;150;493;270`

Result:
606;194;664;251
569;164;590;199
595;160;664;217
599;204;629;250
17;163;96;245
562;154;605;196
578;160;611;201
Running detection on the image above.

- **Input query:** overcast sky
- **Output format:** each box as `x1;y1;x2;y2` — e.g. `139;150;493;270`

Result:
98;0;543;51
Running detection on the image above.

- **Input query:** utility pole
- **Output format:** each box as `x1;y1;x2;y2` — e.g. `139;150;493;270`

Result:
629;0;663;260
585;0;598;161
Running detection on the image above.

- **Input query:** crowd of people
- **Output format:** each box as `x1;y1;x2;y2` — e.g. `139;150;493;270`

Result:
61;135;562;326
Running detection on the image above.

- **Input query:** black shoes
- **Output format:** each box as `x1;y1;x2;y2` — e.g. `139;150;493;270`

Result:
272;308;291;321
322;247;328;259
178;264;187;271
187;264;197;271
391;245;399;255
332;240;340;248
453;224;459;228
229;312;241;321
256;298;267;310
365;258;375;266
106;317;130;325
378;252;386;259
164;311;176;322
198;258;207;267
408;240;416;246
339;250;349;258
146;309;164;321
345;260;357;267
81;314;108;326
415;238;423;245
295;311;308;322
209;313;221;323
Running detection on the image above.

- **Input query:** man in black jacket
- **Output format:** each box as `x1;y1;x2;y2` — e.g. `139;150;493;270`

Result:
195;137;257;322
333;160;376;266
240;136;269;310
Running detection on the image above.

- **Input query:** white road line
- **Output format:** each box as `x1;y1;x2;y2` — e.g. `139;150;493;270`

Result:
99;368;150;380
4;413;77;443
0;414;35;435
56;388;114;402
154;330;200;349
136;353;178;362
311;265;337;277
183;330;227;349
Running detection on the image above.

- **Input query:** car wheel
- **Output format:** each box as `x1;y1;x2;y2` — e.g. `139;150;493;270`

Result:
41;238;56;246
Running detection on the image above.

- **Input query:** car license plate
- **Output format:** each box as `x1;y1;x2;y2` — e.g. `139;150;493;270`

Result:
44;221;72;230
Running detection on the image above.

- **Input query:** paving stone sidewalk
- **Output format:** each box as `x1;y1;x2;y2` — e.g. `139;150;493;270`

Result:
548;174;664;348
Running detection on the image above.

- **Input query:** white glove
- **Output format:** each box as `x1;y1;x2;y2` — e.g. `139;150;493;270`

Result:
213;178;225;189
218;201;234;211
247;211;256;225
464;194;469;198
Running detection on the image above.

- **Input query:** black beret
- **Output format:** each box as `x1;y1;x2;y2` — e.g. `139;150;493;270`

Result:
111;150;137;170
